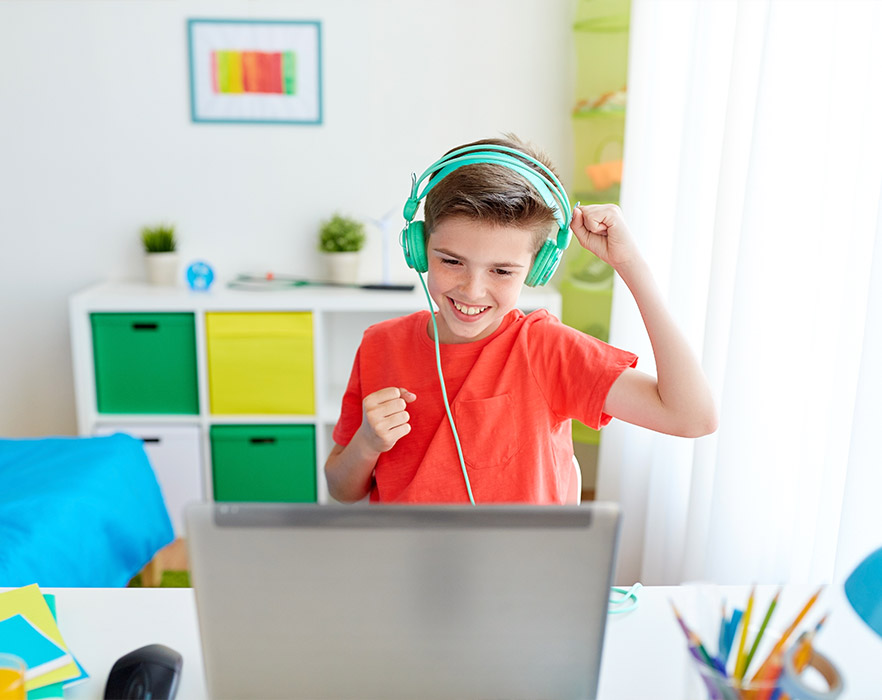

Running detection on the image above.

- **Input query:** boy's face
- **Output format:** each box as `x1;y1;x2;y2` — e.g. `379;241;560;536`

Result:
425;216;537;344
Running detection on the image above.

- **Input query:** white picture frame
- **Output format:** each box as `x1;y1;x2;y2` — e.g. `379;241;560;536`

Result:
187;18;323;125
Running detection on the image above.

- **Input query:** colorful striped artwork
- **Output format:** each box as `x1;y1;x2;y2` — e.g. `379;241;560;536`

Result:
189;19;321;123
211;50;297;95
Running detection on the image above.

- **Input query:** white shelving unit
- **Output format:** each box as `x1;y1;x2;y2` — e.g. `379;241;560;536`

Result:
69;282;562;509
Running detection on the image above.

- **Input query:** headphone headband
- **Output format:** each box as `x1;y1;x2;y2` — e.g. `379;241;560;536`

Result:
400;143;573;287
404;144;572;227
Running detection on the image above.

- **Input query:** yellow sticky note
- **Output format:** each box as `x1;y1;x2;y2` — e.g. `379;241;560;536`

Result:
0;585;79;690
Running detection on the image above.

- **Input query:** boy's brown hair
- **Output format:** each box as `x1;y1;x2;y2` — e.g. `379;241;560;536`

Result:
423;134;562;256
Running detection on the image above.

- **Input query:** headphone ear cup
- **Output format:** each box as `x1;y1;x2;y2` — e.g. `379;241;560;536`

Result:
525;238;562;287
402;221;429;273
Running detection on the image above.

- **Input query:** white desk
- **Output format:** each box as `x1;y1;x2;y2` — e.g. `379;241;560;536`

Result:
30;585;882;699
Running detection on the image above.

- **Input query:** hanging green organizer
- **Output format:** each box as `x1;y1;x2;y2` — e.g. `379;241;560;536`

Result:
563;0;632;447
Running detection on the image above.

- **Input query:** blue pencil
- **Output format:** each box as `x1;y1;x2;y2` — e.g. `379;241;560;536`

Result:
722;608;743;666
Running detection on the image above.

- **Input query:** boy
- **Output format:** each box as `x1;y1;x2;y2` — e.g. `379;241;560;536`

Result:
325;135;717;504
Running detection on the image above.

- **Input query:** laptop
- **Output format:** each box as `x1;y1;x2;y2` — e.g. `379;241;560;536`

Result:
186;502;621;700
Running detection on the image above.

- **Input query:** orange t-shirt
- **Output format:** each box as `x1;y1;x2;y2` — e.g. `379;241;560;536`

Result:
332;309;637;504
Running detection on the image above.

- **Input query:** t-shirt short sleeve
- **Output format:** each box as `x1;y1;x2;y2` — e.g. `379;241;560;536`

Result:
525;314;637;430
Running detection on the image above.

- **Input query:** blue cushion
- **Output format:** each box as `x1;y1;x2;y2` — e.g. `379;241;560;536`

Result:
0;433;174;587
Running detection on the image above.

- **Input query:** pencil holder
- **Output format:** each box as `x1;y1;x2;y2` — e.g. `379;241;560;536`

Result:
688;655;776;700
676;586;845;700
687;641;845;700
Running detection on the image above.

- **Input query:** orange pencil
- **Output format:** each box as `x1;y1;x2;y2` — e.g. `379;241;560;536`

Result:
750;586;823;684
793;614;828;672
777;615;827;700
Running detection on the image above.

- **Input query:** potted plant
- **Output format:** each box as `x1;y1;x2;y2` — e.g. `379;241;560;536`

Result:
141;224;179;286
318;213;366;284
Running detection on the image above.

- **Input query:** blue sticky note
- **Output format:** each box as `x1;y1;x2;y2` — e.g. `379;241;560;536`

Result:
0;614;72;680
40;593;88;689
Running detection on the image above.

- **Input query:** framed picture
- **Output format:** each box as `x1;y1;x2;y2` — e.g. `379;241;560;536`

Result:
187;18;322;125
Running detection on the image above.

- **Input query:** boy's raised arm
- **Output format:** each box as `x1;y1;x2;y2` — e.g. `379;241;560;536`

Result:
571;204;718;438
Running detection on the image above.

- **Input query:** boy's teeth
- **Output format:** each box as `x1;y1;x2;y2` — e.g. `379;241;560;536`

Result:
453;300;487;315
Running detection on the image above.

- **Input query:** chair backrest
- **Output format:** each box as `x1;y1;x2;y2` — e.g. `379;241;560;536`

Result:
567;455;582;505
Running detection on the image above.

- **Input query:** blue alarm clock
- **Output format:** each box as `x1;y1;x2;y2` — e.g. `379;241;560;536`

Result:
186;261;215;291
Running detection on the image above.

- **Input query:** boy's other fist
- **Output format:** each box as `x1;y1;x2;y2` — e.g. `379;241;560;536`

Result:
360;387;417;454
570;203;637;270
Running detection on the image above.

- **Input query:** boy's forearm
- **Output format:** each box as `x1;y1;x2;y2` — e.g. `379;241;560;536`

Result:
616;255;718;435
324;430;381;502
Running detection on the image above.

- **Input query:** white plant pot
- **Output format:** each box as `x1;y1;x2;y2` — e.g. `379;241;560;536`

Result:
322;252;360;284
145;252;180;286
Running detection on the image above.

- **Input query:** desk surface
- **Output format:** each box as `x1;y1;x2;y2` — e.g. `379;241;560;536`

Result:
27;585;881;699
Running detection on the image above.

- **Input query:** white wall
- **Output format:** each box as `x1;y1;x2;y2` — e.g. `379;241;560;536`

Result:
0;0;575;437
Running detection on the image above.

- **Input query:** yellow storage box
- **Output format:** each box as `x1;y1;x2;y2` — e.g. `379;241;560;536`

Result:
206;312;314;414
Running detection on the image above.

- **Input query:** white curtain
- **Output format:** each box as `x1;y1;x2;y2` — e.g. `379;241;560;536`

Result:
597;0;882;586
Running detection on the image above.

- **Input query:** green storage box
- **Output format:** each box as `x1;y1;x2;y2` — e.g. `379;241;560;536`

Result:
210;424;316;503
91;313;199;414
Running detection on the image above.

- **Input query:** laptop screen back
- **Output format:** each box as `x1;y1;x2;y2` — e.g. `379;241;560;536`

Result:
186;503;621;700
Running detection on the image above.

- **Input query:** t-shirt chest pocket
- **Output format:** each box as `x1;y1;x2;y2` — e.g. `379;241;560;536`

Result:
453;393;521;470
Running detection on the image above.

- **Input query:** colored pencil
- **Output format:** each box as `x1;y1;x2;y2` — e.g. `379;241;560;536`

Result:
734;585;756;681
688;644;734;700
670;600;692;638
750;586;823;684
722;608;743;665
743;587;781;676
793;614;827;672
670;601;728;676
753;650;784;700
777;615;827;700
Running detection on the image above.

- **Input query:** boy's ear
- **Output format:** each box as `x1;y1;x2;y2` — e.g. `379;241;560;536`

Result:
402;221;429;273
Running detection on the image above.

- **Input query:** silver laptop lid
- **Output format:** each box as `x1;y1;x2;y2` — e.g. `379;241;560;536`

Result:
186;503;621;700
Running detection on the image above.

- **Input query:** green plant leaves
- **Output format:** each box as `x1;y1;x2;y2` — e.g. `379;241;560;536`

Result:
318;214;365;252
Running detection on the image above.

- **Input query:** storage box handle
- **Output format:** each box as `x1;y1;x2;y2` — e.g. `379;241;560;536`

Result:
142;437;161;444
132;322;159;331
249;437;277;445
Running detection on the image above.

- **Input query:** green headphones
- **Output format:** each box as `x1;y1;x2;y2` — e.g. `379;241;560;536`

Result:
400;144;574;287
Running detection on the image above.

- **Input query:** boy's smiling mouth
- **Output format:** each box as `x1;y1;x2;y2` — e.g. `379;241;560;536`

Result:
450;298;490;317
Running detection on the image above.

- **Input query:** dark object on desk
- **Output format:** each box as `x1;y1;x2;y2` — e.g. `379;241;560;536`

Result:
104;644;182;700
360;282;416;290
228;274;414;291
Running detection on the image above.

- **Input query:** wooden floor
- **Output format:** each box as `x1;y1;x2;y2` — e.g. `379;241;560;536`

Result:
139;538;190;586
